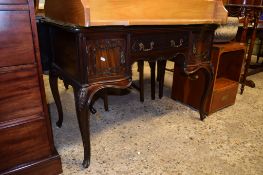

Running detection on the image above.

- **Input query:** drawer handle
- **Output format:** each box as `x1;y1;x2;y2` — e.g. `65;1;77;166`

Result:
139;41;154;51
170;39;183;48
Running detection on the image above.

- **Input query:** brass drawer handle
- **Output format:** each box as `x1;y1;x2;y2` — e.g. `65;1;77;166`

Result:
170;39;183;48
139;41;154;51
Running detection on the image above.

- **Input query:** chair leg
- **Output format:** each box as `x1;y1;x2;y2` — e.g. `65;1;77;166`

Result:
148;61;156;100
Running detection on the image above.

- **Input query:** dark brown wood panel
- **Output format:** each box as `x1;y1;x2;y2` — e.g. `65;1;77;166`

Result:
0;11;35;67
3;154;62;175
131;32;188;53
0;119;51;171
0;0;62;173
86;38;127;83
0;0;27;4
0;66;43;123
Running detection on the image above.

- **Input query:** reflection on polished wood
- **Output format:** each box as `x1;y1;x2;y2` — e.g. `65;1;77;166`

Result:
44;0;228;26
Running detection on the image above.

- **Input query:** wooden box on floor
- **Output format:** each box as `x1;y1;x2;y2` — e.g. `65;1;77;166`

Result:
171;42;246;115
0;0;62;174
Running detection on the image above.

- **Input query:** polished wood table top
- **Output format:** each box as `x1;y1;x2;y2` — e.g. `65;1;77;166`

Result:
44;0;228;26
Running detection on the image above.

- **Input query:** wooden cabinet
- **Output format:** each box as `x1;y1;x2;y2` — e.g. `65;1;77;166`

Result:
0;1;62;174
171;42;246;115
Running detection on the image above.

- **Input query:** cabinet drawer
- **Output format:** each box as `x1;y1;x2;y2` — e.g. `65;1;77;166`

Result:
131;32;188;56
210;79;239;113
0;0;27;4
0;66;43;123
0;119;51;171
0;11;35;67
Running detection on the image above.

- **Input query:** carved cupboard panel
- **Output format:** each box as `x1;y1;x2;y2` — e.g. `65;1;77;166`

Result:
86;38;127;83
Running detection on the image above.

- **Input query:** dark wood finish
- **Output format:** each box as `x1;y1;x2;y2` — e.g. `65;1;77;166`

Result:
0;66;42;123
135;59;166;102
0;0;62;174
138;60;144;102
0;119;51;170
149;61;156;100
227;0;262;5
39;18;217;168
0;11;35;67
171;42;246;115
225;3;263;94
4;153;62;175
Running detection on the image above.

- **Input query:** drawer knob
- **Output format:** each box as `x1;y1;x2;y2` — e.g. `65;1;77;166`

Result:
139;41;154;51
171;39;183;48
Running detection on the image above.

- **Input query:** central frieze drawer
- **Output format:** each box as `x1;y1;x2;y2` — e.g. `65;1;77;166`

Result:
131;32;188;54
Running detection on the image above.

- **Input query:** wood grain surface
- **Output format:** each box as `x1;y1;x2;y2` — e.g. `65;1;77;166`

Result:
45;0;228;26
0;11;35;67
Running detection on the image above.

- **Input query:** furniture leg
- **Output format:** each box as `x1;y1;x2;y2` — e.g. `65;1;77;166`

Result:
148;61;156;100
157;61;160;82
240;14;258;94
256;39;262;63
193;67;213;120
49;70;63;128
89;100;97;114
88;89;109;114
103;89;109;111
63;81;69;90
138;60;144;102
73;87;91;168
157;60;167;99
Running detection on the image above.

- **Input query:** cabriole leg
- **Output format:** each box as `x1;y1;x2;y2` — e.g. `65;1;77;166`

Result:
49;69;64;127
73;87;91;168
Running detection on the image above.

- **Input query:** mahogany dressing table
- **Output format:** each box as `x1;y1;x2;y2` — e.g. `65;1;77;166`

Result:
40;0;228;168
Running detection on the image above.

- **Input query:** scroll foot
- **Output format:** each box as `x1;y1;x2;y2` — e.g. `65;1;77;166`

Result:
56;120;62;128
82;159;90;168
89;105;97;114
200;114;207;121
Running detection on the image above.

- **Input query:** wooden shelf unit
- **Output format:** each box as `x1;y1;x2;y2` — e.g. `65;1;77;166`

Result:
171;42;246;115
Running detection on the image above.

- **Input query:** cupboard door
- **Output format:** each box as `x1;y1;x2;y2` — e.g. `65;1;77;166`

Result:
0;11;35;67
86;38;128;83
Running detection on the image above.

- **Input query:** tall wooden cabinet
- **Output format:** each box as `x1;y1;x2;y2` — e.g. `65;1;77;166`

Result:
0;0;62;174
